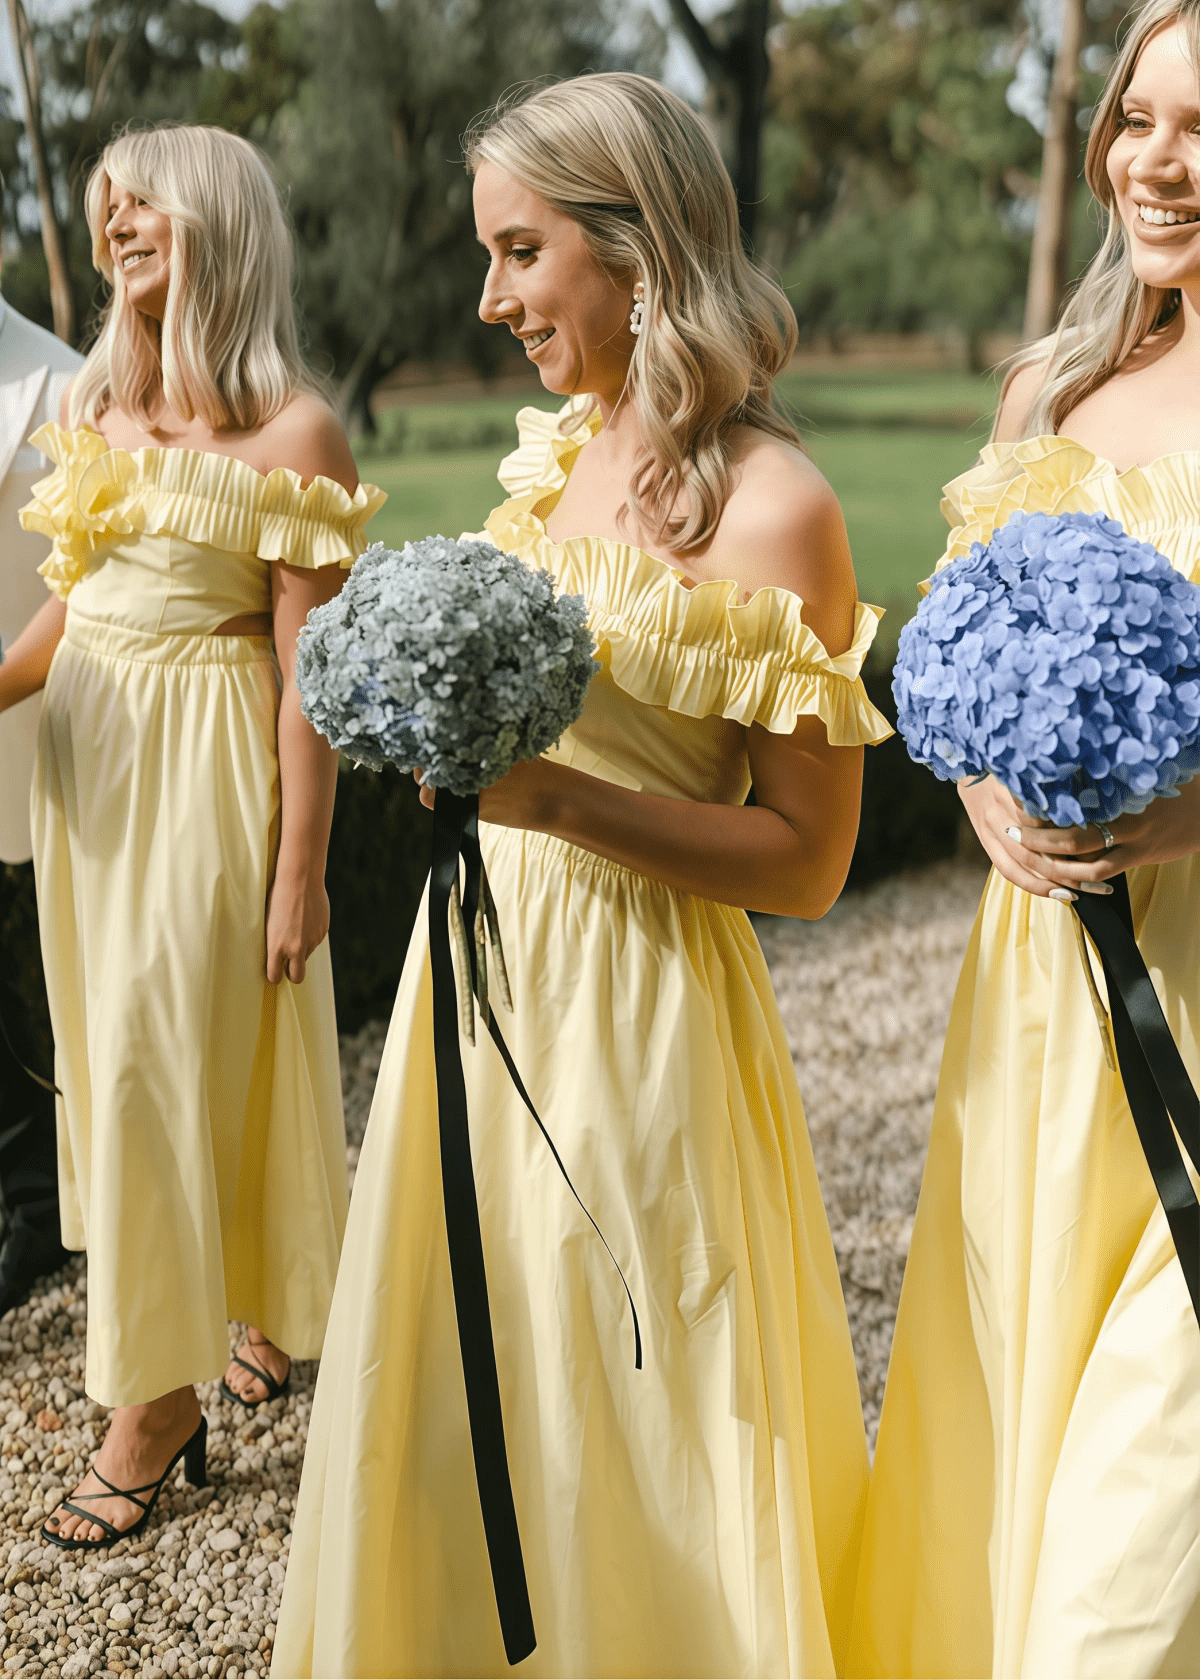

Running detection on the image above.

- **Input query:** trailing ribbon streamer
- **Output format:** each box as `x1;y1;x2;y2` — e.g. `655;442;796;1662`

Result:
0;995;59;1097
428;789;642;1667
1073;874;1200;1328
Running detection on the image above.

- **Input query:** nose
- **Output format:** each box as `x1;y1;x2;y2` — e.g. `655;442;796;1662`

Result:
478;258;519;327
105;199;135;243
1128;124;1189;187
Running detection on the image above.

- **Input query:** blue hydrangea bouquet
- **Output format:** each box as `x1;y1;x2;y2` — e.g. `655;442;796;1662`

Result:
894;510;1200;826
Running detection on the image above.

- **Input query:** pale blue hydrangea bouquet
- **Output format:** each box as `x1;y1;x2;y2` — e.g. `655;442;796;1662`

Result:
894;509;1200;826
295;536;598;794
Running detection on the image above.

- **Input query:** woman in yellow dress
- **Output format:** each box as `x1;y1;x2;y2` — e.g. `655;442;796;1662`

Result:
0;125;382;1548
850;6;1200;1675
274;73;890;1680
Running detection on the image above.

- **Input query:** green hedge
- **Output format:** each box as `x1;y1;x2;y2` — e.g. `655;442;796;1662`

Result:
2;660;959;1039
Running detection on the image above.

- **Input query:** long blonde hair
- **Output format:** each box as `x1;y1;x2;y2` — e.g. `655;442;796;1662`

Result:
466;74;801;555
1017;0;1200;437
71;123;324;433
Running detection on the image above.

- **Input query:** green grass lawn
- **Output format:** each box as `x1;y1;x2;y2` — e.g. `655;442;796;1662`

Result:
357;367;994;654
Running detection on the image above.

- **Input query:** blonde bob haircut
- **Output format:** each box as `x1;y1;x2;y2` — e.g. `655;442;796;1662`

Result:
71;123;323;433
466;74;802;555
1014;0;1200;438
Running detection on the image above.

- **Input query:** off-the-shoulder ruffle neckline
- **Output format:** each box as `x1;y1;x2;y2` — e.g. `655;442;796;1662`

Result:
507;403;829;615
39;421;378;511
987;433;1200;482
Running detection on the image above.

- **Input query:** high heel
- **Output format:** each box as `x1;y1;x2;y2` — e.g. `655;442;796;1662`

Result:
42;1416;207;1552
220;1340;290;1411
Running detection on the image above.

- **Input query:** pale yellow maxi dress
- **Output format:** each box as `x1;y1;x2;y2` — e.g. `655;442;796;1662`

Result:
20;422;385;1409
849;439;1200;1680
273;406;892;1680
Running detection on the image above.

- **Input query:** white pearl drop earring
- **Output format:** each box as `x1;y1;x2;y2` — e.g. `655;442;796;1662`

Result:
629;282;645;337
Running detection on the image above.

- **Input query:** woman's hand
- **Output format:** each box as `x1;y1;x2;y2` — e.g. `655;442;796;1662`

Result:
265;864;330;984
959;772;1200;899
413;759;561;829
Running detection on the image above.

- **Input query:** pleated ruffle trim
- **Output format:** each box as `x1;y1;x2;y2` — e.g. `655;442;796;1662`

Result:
21;423;386;599
487;403;892;747
932;436;1200;590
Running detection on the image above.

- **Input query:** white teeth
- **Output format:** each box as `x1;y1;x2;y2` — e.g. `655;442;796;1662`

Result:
525;328;554;350
1139;203;1197;225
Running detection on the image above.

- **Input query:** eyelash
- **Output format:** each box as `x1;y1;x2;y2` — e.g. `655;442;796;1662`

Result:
510;247;536;263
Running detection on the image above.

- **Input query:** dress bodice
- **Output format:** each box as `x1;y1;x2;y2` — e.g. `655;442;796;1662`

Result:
485;406;890;804
20;423;385;636
936;435;1200;579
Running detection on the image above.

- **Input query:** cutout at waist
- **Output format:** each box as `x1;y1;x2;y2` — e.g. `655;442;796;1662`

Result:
212;612;273;637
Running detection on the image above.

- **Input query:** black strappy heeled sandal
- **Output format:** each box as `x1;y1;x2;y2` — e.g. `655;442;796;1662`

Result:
220;1340;290;1411
42;1416;207;1553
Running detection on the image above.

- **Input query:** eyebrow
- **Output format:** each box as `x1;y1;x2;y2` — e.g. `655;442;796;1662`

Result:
477;224;543;245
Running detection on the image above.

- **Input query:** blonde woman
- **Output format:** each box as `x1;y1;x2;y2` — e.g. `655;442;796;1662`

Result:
0;124;383;1549
274;72;890;1680
850;7;1200;1675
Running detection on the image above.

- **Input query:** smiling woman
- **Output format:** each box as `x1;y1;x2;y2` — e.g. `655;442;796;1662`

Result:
849;5;1200;1675
0;124;384;1561
274;71;889;1680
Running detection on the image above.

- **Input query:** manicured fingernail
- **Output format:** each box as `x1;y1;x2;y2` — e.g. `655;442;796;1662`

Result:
1004;825;1022;841
1078;881;1114;895
1048;887;1077;902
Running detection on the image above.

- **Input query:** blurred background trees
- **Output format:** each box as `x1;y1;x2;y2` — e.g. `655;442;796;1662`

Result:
0;0;1127;391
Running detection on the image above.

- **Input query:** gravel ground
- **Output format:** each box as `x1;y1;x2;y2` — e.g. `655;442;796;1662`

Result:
0;857;986;1678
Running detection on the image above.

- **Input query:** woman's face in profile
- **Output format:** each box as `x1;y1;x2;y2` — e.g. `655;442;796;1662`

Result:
473;162;635;400
105;183;173;322
1107;20;1200;293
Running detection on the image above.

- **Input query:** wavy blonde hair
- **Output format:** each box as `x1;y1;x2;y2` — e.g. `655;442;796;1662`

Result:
466;74;801;555
1015;0;1200;437
70;123;324;433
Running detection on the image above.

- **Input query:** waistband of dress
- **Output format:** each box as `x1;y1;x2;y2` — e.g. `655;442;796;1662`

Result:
63;610;276;667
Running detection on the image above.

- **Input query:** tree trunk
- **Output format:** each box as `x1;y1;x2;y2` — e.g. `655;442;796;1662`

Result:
730;0;770;249
666;0;771;251
1023;0;1086;341
6;0;75;344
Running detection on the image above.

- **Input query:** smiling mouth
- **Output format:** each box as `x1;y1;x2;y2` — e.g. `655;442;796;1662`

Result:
522;328;555;351
121;251;154;270
1136;203;1200;226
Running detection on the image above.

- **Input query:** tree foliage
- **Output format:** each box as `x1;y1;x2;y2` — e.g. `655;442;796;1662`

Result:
757;0;1115;363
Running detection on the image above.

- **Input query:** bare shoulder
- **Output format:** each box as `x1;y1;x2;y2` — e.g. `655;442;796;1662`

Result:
253;393;359;495
993;358;1051;443
709;432;857;654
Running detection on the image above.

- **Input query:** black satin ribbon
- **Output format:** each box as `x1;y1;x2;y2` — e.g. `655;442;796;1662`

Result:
0;998;59;1097
428;789;642;1667
1073;874;1200;1327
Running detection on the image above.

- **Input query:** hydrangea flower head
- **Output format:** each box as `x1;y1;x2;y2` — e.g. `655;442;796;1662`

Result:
295;537;599;794
894;510;1200;825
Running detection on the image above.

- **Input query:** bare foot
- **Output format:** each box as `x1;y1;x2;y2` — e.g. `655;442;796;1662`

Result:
223;1327;290;1404
43;1386;202;1546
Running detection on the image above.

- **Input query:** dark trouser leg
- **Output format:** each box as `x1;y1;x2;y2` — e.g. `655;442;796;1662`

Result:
0;969;68;1317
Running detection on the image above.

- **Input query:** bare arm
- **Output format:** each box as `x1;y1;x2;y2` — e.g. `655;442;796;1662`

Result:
266;561;345;983
0;597;66;714
261;400;360;984
473;715;862;919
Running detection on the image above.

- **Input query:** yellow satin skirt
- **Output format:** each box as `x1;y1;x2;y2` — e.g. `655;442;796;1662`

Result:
273;826;868;1678
31;612;348;1407
849;863;1200;1680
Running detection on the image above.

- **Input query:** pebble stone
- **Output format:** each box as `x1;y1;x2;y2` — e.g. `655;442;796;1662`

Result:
0;858;984;1675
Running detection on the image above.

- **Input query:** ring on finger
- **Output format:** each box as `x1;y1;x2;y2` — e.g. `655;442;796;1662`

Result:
1093;819;1116;851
